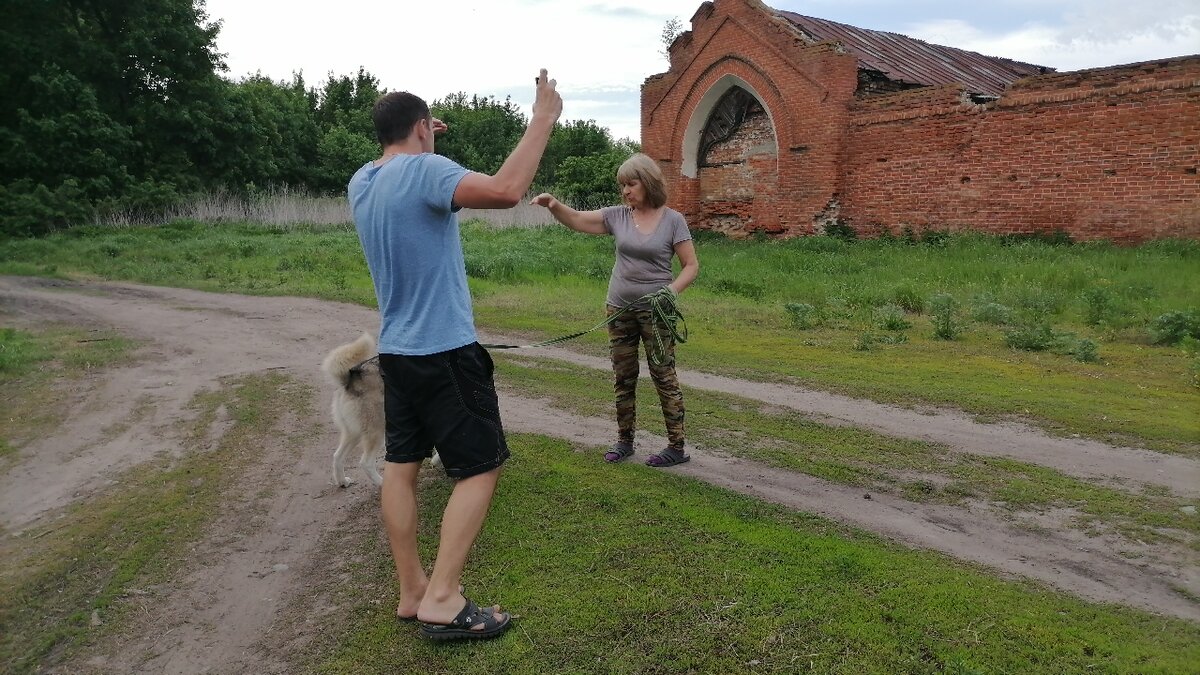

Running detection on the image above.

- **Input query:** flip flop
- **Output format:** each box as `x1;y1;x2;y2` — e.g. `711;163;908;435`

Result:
645;447;690;467
419;598;511;641
604;440;635;463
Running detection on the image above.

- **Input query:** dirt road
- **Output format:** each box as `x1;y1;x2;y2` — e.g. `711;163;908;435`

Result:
1;276;1196;673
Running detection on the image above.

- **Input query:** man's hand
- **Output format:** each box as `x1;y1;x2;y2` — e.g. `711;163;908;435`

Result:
431;118;448;135
530;193;558;209
532;68;562;123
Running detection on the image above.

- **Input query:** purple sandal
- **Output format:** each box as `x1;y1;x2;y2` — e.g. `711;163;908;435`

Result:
604;440;634;463
646;446;690;467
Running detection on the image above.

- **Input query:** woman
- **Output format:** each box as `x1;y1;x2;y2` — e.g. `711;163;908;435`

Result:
531;153;699;467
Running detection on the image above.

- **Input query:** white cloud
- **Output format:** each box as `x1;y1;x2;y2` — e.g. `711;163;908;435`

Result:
205;0;1199;142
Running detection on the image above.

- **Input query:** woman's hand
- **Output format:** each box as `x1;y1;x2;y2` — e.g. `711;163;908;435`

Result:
530;193;558;209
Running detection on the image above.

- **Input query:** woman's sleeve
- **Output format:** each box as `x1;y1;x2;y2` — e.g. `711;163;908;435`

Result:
600;206;622;235
671;211;693;245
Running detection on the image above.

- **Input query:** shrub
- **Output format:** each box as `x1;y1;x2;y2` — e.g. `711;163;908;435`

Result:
892;286;925;313
874;304;911;331
1073;338;1099;363
1080;287;1117;326
928;293;963;340
1004;321;1057;351
972;302;1014;326
822;220;857;241
853;332;876;351
1150;310;1200;345
784;303;820;329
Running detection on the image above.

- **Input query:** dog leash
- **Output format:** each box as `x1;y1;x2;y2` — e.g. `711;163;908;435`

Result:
351;287;686;371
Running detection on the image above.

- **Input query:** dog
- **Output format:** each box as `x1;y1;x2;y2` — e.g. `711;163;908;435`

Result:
321;332;440;488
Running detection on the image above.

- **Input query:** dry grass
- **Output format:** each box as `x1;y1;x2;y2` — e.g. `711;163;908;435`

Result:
102;190;559;229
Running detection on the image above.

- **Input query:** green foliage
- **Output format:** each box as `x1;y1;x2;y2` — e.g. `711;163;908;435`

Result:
874;304;911;331
892;285;925;313
784;303;819;329
1150;310;1200;345
972;301;1015;326
1073;338;1099;363
928;293;963;340
1080;287;1118;326
1004;321;1058;351
822;219;857;241
431;93;527;176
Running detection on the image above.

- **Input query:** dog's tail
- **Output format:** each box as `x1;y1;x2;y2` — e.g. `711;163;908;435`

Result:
321;332;376;389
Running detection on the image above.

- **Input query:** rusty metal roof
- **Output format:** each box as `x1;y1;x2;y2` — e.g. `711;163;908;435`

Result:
776;11;1053;96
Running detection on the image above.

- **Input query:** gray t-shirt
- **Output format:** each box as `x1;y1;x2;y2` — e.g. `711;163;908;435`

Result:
601;206;692;308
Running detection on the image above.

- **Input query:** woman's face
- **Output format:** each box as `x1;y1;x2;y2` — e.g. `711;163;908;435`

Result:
621;178;646;208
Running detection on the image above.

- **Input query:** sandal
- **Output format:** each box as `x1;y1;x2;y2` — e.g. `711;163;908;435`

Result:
604;440;635;463
646;446;690;467
419;598;511;641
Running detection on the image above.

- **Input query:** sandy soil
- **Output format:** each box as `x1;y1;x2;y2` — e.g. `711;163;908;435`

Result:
1;276;1196;673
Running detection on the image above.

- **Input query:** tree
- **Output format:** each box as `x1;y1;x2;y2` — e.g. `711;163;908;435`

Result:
431;93;527;175
0;0;231;233
661;17;684;62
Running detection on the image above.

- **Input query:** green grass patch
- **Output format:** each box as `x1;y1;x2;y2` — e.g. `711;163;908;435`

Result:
309;435;1200;673
2;221;1197;452
492;355;1198;546
0;326;137;466
0;373;312;673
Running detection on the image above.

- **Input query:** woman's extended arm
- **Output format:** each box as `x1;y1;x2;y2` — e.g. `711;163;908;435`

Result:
530;193;607;235
669;240;699;294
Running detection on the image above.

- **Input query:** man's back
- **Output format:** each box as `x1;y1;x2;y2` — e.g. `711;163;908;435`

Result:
349;153;474;356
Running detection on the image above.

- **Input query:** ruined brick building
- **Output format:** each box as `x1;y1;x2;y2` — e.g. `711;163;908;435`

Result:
641;0;1200;242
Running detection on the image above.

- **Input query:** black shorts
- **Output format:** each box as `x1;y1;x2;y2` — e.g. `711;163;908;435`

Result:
378;342;509;479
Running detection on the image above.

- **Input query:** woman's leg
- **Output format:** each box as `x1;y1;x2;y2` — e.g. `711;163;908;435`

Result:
607;306;641;443
637;309;685;448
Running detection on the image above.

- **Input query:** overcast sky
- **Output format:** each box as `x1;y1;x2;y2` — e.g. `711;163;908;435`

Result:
204;0;1200;141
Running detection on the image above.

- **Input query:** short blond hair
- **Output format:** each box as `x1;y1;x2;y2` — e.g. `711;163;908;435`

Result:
616;153;668;208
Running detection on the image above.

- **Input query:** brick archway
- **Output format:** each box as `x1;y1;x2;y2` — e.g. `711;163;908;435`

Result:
680;74;781;235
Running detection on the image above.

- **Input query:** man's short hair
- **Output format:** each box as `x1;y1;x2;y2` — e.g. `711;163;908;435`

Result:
372;92;430;146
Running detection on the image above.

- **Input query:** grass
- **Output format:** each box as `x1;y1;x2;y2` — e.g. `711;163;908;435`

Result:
490;355;1198;547
0;326;137;468
1;220;1196;454
306;435;1200;674
0;372;312;673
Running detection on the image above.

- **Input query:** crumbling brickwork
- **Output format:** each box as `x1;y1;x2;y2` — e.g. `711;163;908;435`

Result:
643;0;1200;242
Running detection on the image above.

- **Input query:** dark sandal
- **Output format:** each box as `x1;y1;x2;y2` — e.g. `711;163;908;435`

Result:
646;447;690;467
604;440;634;463
419;598;511;641
397;584;465;622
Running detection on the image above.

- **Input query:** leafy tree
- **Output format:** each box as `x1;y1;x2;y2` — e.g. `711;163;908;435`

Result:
538;119;615;192
313;126;378;194
431;93;527;175
223;74;322;190
1;0;229;233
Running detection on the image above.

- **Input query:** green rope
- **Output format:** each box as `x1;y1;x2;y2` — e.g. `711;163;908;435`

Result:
481;286;687;365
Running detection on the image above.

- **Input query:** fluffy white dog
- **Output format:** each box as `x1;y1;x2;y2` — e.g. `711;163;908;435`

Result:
321;333;440;487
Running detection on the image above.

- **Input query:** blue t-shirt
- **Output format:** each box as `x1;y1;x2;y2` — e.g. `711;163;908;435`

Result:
348;153;474;355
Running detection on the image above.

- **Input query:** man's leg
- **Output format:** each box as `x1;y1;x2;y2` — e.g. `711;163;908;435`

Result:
381;459;426;619
416;466;504;626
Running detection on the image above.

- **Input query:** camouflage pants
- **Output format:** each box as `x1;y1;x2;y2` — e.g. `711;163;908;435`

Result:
606;305;685;448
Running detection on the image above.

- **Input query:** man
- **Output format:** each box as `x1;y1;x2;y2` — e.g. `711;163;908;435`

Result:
348;69;562;641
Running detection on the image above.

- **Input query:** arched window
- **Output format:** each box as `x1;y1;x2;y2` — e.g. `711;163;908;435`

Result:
699;87;765;167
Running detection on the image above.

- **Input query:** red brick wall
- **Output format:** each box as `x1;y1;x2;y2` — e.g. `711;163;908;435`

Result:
644;1;1200;242
841;58;1200;242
